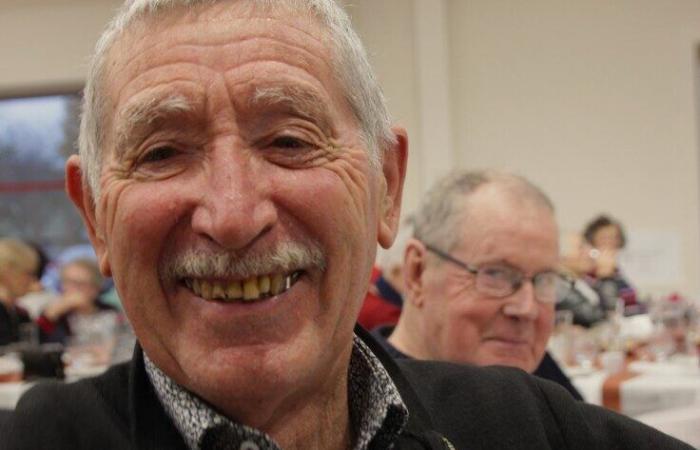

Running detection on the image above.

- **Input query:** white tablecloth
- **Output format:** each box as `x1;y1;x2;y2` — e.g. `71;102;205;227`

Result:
0;382;33;409
567;355;700;416
634;402;700;448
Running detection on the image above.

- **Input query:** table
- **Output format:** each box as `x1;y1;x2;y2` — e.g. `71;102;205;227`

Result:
634;402;700;448
0;382;33;409
0;362;110;410
0;325;135;410
564;354;700;416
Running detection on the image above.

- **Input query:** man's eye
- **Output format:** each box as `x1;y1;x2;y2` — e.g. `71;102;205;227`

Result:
141;146;177;163
271;136;308;149
535;272;558;288
482;266;511;280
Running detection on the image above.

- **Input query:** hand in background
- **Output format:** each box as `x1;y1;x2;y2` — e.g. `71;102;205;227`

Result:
42;292;94;322
594;248;618;278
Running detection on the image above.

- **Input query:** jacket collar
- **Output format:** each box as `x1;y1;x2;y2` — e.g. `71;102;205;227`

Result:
124;331;449;450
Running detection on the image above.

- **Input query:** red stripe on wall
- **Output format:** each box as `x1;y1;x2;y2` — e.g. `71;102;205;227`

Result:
0;180;65;193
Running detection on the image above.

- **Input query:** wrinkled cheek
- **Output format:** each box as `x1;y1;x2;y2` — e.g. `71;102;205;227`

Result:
99;186;171;319
304;167;376;324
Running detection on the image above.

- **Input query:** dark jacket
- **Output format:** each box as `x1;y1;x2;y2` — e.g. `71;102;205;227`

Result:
0;301;31;346
4;327;692;449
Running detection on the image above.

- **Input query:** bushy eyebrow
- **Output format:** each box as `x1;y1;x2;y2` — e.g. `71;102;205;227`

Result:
113;93;196;158
249;84;333;134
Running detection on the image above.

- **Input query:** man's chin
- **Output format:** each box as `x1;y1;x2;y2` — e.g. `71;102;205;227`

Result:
175;325;324;380
477;346;535;372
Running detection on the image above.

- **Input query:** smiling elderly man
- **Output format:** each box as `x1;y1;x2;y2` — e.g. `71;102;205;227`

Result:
4;1;693;449
374;170;581;398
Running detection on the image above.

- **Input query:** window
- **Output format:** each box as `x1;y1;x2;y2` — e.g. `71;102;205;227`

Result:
0;92;87;257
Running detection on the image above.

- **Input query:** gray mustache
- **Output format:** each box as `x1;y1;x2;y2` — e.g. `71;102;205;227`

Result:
161;242;326;281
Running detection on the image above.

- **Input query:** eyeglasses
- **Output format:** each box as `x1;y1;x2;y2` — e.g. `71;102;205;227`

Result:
424;244;573;304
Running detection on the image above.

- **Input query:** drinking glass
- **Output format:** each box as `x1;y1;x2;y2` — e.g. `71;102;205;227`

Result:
572;331;598;370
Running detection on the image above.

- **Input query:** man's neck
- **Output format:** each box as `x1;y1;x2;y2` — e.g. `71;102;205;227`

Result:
266;386;352;450
388;314;428;360
213;358;354;450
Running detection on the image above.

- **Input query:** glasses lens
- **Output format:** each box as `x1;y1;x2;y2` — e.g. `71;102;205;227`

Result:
534;272;569;303
476;265;517;297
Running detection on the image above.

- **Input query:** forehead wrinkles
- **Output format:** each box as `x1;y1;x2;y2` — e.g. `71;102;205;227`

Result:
108;8;333;91
458;208;558;266
103;9;341;138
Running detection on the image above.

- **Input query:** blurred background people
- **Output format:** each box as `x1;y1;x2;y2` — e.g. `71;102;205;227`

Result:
358;216;414;330
36;258;118;345
557;233;607;328
583;214;637;310
374;170;582;399
0;239;38;346
16;241;56;320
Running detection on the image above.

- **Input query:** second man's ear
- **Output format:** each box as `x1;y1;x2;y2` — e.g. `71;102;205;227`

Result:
402;238;428;308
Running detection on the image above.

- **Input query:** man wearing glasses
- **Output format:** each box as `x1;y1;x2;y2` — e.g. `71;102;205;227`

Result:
379;170;580;396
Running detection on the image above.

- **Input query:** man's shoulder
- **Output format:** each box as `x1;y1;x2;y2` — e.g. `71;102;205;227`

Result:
5;362;132;450
18;360;130;410
396;357;537;390
394;358;694;450
395;358;554;415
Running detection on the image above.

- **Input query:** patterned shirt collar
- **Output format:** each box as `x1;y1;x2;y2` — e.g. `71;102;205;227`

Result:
144;334;409;450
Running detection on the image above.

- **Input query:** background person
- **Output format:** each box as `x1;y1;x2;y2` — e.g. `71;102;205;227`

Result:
37;258;117;345
557;233;607;328
582;214;637;309
16;241;57;320
0;238;38;346
378;170;582;399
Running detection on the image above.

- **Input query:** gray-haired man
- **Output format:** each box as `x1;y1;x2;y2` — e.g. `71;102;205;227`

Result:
376;170;582;398
5;1;692;449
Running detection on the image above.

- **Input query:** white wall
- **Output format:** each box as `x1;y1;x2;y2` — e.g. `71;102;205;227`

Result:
445;0;700;297
0;0;122;94
351;0;700;297
2;0;700;296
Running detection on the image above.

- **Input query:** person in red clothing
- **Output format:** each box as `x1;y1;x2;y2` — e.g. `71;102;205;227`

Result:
358;217;413;330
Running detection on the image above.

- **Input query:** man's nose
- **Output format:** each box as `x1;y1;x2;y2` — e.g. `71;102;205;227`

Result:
502;280;540;320
190;148;277;250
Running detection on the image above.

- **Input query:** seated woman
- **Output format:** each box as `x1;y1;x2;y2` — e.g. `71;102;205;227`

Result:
37;258;118;345
0;239;38;346
582;214;637;309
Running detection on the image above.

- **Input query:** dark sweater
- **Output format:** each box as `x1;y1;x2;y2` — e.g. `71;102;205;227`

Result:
0;301;31;346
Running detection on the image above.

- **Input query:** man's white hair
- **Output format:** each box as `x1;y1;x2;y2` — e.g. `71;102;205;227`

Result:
413;169;555;253
79;0;395;198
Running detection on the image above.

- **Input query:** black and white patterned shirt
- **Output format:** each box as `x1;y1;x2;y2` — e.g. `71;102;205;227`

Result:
144;335;409;450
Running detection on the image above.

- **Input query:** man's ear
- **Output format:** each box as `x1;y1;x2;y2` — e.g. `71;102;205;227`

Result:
403;238;427;308
377;126;408;249
65;155;112;277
